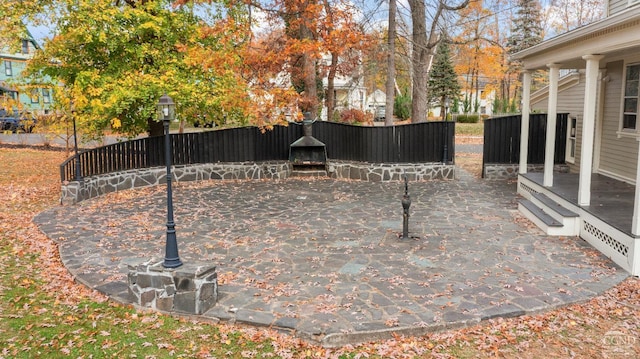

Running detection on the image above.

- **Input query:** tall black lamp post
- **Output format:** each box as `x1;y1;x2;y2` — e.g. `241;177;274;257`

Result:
71;101;82;181
157;94;183;268
442;97;450;164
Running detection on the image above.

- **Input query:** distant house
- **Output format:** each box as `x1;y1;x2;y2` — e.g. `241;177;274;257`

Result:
367;89;386;121
512;2;640;275
367;89;385;108
0;30;52;116
456;75;496;117
320;55;367;121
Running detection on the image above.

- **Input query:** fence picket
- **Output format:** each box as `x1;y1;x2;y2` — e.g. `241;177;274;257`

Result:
60;122;454;182
482;114;568;176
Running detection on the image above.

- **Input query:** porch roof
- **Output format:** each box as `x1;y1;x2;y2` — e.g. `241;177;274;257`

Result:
511;7;640;70
0;81;16;92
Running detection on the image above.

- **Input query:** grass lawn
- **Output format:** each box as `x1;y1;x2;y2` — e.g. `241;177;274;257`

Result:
1;147;638;358
455;122;484;137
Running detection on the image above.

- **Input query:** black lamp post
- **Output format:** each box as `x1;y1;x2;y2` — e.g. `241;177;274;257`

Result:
157;94;182;268
71;101;82;181
442;97;450;164
401;175;411;240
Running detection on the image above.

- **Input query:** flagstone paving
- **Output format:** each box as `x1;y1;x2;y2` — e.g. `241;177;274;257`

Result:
34;168;628;347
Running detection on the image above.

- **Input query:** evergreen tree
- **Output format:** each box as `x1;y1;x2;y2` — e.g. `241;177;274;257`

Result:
427;38;461;119
507;0;545;112
508;0;544;54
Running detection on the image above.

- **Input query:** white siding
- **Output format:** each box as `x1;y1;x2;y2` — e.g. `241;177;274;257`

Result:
599;60;638;181
609;0;632;16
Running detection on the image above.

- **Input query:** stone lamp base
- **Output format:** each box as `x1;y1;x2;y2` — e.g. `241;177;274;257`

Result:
128;259;217;315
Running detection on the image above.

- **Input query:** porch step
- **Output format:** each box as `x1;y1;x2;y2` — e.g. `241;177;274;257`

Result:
530;192;579;219
519;199;561;228
518;199;580;236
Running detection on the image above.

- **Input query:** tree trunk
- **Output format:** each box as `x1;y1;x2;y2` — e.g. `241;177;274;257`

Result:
323;0;337;121
384;0;396;126
409;0;429;123
408;0;470;123
326;53;337;121
301;51;318;116
474;68;480;113
298;8;318;116
284;0;318;117
147;117;163;137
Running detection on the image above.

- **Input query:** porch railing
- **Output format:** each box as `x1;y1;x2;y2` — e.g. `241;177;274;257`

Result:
60;121;455;182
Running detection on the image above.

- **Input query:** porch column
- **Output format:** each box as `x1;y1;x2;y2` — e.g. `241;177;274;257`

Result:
633;138;640;235
543;64;560;187
578;55;604;206
519;70;532;174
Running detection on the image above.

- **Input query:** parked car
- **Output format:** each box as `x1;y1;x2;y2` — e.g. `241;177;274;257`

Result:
192;114;216;129
374;105;385;121
193;119;215;128
0;114;36;133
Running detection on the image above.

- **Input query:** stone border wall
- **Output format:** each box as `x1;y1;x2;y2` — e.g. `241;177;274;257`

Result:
61;161;291;205
61;160;456;205
328;161;455;181
483;163;570;180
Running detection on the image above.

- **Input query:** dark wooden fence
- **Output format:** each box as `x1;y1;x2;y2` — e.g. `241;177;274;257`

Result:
483;113;568;174
60;121;454;182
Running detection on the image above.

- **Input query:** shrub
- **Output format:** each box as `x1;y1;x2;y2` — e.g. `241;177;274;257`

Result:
394;92;411;120
339;109;372;125
456;114;480;123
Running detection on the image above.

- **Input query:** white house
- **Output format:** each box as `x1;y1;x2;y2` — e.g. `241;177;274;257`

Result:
320;56;367;121
512;1;640;275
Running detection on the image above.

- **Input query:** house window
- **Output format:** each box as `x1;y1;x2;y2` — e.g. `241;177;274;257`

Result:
566;116;577;164
22;40;29;54
30;89;39;103
623;63;640;130
42;88;51;104
4;61;12;76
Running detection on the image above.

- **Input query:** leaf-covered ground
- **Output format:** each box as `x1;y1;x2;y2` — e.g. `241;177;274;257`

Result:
0;147;638;358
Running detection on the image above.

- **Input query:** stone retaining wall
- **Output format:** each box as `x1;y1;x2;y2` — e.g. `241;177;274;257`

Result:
328;161;455;181
483;163;570;180
61;161;291;205
61;160;456;205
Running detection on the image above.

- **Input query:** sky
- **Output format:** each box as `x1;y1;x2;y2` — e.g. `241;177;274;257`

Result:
24;0;579;46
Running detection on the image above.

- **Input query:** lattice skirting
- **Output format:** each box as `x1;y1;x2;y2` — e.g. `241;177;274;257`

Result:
518;181;538;196
580;213;636;275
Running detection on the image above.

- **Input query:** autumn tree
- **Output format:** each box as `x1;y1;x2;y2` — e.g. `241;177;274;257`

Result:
3;0;311;138
320;0;370;121
0;1;55;48
453;0;506;115
242;0;368;121
5;0;265;138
